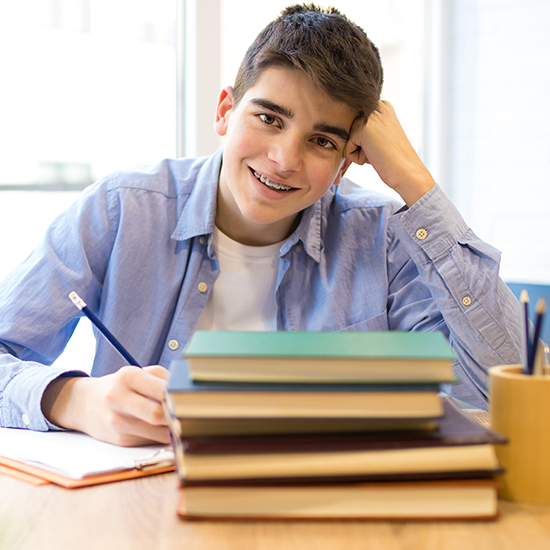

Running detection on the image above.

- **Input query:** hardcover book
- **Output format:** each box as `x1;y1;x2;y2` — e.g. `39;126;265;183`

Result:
176;478;500;521
171;416;440;437
182;330;456;383
175;397;506;482
166;360;444;419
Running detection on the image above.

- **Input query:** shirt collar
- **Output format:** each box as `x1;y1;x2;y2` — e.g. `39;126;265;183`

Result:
171;146;328;264
171;148;223;241
280;198;324;263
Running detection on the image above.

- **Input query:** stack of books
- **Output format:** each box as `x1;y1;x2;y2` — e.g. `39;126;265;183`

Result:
163;331;506;521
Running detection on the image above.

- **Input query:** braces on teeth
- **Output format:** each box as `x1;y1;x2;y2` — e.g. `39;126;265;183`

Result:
253;170;293;191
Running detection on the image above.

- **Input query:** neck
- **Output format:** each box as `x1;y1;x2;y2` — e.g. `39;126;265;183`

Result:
215;207;301;246
215;177;301;246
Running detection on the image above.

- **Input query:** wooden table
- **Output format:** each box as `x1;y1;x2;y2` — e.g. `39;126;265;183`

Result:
1;472;550;550
2;411;550;550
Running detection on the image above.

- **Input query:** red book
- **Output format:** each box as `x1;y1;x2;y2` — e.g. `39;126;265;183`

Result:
175;397;506;483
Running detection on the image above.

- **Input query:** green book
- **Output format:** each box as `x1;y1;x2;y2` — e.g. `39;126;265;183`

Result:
182;331;456;384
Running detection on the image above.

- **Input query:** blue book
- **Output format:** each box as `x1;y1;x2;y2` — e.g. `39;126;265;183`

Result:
166;360;443;422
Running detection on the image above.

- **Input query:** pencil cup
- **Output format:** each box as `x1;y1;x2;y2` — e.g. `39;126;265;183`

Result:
489;365;550;504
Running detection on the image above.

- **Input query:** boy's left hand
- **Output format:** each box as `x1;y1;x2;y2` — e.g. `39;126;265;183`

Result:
344;100;435;207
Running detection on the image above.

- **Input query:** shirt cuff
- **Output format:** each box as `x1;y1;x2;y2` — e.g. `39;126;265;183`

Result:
388;184;470;263
1;364;88;431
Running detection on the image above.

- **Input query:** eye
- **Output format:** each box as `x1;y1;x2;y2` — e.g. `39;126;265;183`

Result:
258;114;278;126
314;136;336;149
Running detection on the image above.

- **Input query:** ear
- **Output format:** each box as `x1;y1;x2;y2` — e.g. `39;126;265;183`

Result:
333;158;353;186
214;86;235;137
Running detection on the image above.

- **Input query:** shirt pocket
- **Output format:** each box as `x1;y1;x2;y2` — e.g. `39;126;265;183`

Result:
337;312;389;332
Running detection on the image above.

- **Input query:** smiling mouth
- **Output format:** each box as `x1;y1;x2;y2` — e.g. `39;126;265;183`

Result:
252;169;295;191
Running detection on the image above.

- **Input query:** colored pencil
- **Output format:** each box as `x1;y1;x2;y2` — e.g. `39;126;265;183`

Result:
520;289;530;374
528;297;546;375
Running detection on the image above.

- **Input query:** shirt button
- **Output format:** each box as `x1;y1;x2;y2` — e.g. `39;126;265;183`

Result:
462;296;472;306
22;413;30;426
168;340;180;351
199;236;206;245
295;244;303;253
198;282;208;293
416;228;428;240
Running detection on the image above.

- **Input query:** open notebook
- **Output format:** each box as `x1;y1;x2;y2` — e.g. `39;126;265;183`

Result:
0;428;174;488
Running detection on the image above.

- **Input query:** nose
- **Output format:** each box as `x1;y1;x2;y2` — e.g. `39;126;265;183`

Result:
268;134;303;173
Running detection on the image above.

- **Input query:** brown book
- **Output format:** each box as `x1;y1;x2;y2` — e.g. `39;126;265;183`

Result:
173;416;440;437
175;397;506;482
177;479;500;521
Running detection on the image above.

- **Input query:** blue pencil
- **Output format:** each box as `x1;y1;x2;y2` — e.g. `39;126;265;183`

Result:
528;297;546;375
68;291;142;368
520;289;530;374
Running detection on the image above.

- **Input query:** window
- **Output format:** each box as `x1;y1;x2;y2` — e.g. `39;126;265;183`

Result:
0;0;177;192
447;0;550;284
0;0;179;371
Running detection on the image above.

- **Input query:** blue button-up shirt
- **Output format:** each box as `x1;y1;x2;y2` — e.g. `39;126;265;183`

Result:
0;148;521;430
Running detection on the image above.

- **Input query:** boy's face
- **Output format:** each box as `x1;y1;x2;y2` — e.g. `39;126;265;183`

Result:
214;67;356;246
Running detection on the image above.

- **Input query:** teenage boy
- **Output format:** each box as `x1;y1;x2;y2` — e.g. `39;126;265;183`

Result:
0;5;521;446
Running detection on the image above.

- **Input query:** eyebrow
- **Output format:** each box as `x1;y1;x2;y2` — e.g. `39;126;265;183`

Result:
250;98;293;119
314;123;350;142
250;98;350;142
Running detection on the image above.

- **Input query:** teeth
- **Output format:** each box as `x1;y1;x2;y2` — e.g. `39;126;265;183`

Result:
253;170;293;191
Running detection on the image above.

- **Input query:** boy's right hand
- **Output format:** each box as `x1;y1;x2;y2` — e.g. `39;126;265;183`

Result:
41;365;171;447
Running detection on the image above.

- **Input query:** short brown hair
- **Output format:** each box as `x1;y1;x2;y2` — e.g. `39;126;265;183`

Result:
233;3;383;118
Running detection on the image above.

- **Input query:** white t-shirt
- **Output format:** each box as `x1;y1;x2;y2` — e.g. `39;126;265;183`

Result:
195;227;285;331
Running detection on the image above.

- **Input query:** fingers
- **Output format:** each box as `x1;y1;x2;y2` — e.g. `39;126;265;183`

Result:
105;366;169;426
111;366;170;446
105;383;167;429
343;118;370;165
344;100;398;164
109;367;170;444
104;413;171;447
342;100;435;206
69;367;172;447
143;364;170;380
122;365;170;403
